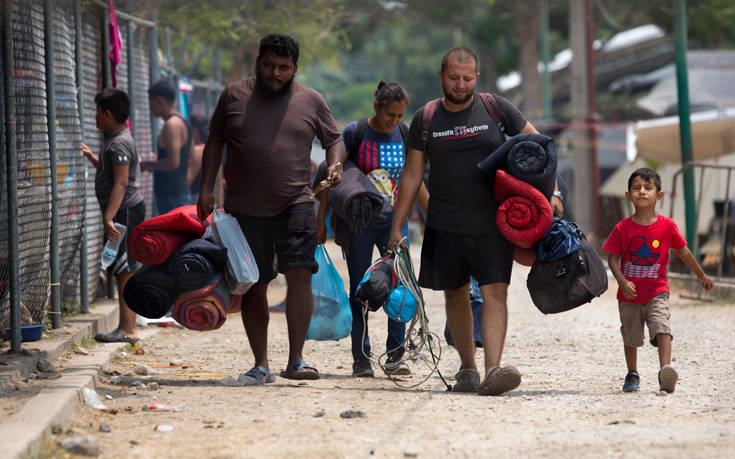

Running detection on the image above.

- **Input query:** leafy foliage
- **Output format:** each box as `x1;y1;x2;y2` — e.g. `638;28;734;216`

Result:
153;0;353;81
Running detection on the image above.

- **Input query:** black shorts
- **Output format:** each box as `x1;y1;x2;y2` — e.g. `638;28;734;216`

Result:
228;202;318;284
418;226;513;290
110;201;146;275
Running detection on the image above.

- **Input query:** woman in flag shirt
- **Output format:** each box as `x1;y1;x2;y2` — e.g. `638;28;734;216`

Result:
317;81;428;378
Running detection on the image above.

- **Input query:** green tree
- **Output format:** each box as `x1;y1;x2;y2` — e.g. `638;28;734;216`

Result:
149;0;355;81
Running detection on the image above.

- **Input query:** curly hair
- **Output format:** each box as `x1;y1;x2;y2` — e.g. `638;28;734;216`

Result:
258;34;300;65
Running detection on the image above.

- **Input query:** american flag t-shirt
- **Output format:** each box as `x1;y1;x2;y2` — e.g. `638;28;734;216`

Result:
378;142;405;180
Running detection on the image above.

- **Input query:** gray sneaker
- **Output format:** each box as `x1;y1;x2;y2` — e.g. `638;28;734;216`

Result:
478;365;521;396
659;365;678;393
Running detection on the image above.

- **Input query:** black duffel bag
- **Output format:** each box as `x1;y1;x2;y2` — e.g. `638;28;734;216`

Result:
527;239;608;314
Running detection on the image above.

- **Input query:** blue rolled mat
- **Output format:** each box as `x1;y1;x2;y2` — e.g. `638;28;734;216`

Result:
167;239;228;290
477;133;558;199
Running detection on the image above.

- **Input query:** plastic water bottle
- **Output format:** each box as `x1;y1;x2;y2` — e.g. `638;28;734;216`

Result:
100;223;127;269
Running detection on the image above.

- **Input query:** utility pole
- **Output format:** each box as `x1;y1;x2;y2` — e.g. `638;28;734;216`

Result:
540;0;552;120
569;0;599;236
674;0;697;255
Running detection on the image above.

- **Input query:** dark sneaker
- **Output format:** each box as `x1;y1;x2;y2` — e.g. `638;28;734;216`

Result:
454;365;464;380
658;365;678;393
478;365;521;396
352;359;374;377
452;368;480;393
384;354;411;376
622;371;640;392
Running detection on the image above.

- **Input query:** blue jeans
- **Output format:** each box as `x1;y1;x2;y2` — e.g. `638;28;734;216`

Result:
346;218;408;362
155;193;192;215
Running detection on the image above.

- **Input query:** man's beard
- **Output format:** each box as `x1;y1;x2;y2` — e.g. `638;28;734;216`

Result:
255;67;294;97
442;82;474;105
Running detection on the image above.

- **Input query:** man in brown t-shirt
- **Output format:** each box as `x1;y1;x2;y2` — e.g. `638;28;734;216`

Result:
197;34;346;384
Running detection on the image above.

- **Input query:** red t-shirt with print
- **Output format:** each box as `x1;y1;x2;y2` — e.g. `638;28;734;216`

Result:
602;215;687;304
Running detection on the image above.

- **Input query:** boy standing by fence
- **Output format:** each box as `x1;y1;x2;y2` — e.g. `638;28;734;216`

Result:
602;168;713;393
82;88;146;343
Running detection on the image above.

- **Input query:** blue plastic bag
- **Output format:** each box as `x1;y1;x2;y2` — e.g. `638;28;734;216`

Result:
384;284;418;323
307;245;352;341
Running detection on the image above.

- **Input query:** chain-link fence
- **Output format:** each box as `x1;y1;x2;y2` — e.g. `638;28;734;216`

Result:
0;0;156;330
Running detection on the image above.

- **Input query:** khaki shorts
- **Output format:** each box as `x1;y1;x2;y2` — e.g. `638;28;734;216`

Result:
619;292;672;347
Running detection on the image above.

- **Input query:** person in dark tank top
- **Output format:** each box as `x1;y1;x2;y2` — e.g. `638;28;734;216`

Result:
141;79;192;214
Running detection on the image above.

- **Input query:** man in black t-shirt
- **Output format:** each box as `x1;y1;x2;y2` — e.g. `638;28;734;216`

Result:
389;47;562;396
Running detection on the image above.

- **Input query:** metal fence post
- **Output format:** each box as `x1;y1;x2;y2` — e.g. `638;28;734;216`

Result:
102;2;111;88
126;0;135;135
3;0;22;352
74;0;89;313
44;0;61;329
150;8;159;148
674;0;697;256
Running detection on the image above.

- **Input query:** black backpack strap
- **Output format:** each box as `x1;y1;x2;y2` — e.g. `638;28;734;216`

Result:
478;92;505;135
351;117;369;158
420;99;441;151
398;121;409;145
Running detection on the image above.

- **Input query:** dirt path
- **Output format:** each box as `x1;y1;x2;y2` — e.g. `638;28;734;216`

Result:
41;242;735;458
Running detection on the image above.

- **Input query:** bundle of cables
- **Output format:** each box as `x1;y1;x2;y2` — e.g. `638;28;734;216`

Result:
356;237;451;390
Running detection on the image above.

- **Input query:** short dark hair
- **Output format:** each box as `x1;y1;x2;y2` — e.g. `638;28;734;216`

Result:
94;88;130;123
258;33;299;65
441;47;479;73
190;115;209;144
148;79;177;103
628;167;662;192
374;80;408;107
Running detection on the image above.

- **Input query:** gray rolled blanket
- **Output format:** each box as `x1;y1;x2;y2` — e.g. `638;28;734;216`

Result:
313;160;383;251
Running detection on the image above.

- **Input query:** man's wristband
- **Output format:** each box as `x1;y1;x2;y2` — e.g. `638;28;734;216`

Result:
553;190;563;200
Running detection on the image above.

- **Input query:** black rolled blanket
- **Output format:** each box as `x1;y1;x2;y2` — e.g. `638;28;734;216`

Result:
477;133;558;199
314;160;383;250
167;238;228;290
123;264;181;319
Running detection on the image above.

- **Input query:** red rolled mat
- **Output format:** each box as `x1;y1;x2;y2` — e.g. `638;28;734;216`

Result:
494;170;553;249
130;205;210;266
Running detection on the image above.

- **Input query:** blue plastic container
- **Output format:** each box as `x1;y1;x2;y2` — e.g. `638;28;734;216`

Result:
3;324;45;342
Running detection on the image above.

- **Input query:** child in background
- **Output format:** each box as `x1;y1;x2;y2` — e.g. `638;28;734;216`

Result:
602;168;713;393
82;88;146;343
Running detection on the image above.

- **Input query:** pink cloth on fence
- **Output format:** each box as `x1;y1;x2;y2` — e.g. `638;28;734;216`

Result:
108;0;123;88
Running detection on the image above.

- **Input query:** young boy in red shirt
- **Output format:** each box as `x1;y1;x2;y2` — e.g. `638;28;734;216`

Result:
602;168;713;393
